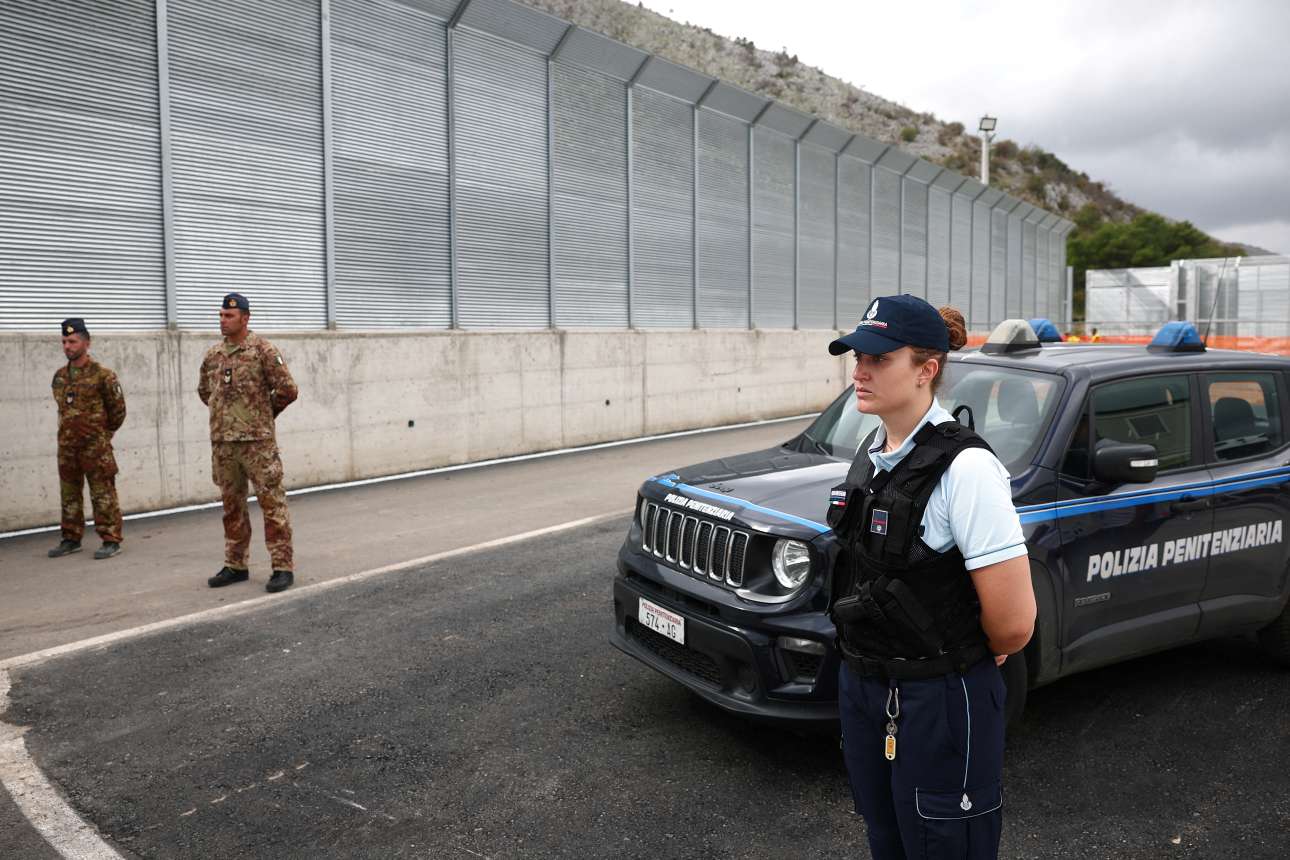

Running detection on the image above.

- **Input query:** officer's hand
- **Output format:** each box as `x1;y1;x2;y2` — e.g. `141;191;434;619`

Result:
994;653;1007;667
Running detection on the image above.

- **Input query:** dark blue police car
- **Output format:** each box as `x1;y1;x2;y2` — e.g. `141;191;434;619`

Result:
610;320;1290;723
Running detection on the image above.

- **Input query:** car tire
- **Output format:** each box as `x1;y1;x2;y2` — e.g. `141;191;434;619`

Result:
1000;648;1028;728
1257;599;1290;666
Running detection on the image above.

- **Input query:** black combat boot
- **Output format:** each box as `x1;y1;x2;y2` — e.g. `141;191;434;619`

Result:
94;542;121;560
208;566;250;588
266;570;294;593
48;539;82;558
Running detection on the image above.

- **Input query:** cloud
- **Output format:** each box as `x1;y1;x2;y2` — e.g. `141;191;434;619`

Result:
644;0;1290;250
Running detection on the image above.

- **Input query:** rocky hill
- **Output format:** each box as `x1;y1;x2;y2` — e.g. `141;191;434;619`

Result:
524;0;1148;226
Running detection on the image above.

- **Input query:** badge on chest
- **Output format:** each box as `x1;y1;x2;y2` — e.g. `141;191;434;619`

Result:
222;368;232;384
870;508;889;535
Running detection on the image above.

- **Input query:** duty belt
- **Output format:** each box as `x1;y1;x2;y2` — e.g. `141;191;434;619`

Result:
838;640;990;681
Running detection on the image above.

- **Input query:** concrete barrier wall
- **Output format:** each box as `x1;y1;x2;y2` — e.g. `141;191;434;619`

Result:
0;329;849;532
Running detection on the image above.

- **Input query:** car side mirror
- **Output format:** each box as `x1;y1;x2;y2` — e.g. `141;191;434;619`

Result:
1092;441;1159;485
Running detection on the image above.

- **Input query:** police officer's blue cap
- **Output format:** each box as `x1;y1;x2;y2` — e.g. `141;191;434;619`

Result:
222;292;250;311
828;294;949;356
61;318;89;337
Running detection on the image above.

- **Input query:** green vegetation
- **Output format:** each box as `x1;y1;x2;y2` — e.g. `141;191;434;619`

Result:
1066;207;1245;319
900;125;918;143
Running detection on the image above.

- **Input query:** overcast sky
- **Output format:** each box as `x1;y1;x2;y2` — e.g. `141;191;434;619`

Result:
641;0;1290;254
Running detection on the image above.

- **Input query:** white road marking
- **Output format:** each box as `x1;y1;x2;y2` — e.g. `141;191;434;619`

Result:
0;670;125;858
1;413;813;540
0;509;632;856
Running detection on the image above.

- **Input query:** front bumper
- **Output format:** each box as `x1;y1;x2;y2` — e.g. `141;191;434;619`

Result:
611;569;840;723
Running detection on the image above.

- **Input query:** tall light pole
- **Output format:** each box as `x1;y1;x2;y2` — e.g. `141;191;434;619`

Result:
979;115;997;185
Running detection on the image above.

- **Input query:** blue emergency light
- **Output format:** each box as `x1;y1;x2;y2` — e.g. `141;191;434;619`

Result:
1027;318;1062;343
1148;321;1205;353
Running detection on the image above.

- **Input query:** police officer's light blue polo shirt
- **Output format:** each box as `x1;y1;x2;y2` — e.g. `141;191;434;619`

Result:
868;398;1028;571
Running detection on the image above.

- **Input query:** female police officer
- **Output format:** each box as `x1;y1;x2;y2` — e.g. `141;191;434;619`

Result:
826;294;1036;860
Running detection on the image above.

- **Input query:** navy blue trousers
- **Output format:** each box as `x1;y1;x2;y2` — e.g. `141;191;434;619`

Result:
838;657;1006;860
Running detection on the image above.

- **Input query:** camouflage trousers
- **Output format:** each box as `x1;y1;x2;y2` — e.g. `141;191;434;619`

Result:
58;439;122;543
211;440;293;572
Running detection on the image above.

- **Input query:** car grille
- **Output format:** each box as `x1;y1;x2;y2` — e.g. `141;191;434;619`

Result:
640;501;750;588
625;618;722;688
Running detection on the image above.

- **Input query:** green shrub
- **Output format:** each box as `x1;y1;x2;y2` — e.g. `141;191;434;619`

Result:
993;139;1018;159
1025;173;1046;197
937;121;964;145
900;125;918;143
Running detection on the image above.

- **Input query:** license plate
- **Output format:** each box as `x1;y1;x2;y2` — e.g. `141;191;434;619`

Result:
638;597;685;645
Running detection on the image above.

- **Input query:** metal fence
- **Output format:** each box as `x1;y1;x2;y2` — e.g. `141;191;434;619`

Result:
0;0;1073;333
1086;256;1290;348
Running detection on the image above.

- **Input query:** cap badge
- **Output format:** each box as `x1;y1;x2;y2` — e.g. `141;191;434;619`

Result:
866;300;879;320
65;325;73;334
226;298;236;308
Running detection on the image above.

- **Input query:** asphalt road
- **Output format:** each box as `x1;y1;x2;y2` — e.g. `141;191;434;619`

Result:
4;516;1289;859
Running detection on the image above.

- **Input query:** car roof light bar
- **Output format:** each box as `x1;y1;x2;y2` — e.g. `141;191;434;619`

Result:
981;319;1041;354
1148;320;1206;353
1027;318;1062;343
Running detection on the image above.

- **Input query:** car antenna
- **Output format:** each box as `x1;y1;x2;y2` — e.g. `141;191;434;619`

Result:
1200;256;1238;349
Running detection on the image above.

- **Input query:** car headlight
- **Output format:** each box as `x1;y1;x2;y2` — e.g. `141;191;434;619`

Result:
772;539;812;590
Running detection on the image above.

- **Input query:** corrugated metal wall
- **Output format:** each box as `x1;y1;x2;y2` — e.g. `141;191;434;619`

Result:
927;186;951;308
949;193;973;315
551;60;628;327
900;177;927;297
971;199;992;329
797;145;835;329
1006;209;1023;318
331;0;451;328
0;0;166;331
751;126;795;328
452;28;548;328
836;157;871;325
1022;218;1037;319
169;0;327;329
695;108;749;327
871;168;901;295
631;87;694;327
0;0;1072;334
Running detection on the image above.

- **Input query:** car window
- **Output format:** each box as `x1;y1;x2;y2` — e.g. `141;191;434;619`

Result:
1207;372;1283;461
803;362;1064;475
1091;375;1192;471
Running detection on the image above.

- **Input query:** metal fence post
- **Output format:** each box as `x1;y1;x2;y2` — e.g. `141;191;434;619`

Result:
624;56;650;330
320;0;337;329
546;25;574;330
154;0;177;329
793;119;816;330
748;101;771;331
834;140;849;329
444;0;472;329
693;81;717;330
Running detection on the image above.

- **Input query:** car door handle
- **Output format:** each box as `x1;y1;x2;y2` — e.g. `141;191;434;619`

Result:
1170;495;1210;514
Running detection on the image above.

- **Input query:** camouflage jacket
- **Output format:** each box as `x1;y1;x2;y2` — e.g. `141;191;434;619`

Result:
52;359;126;447
198;332;298;442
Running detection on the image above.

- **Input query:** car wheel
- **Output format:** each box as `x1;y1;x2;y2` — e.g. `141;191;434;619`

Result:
1000;648;1028;728
1257;598;1290;666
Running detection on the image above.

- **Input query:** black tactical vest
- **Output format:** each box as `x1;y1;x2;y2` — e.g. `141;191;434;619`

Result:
827;419;995;677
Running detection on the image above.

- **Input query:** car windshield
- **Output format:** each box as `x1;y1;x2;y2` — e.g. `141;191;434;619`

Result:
801;360;1065;475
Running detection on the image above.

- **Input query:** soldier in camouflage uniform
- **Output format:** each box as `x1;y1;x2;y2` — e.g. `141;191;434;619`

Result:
198;293;299;593
49;318;127;560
